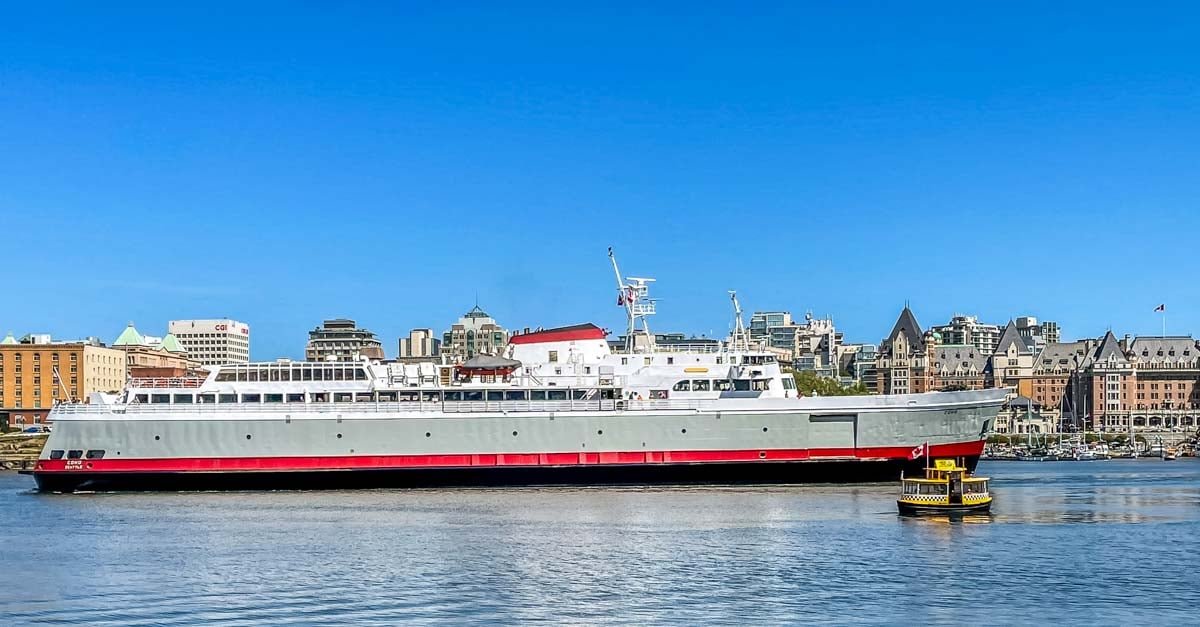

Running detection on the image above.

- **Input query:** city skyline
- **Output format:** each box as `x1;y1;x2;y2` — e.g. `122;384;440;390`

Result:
3;5;1198;359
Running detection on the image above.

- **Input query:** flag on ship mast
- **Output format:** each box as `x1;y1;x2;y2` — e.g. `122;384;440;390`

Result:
908;442;928;461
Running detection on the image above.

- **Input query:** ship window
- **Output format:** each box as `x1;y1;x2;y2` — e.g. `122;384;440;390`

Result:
693;380;710;391
752;380;770;391
644;357;652;366
463;391;483;402
487;391;505;401
67;450;83;459
49;450;65;460
133;394;149;404
398;392;419;402
302;368;314;381
241;394;261;403
547;390;568;401
219;394;238;403
377;392;397;402
733;380;751;391
334;393;353;403
355;369;367;380
279;369;290;381
216;372;235;382
714;380;732;391
85;450;105;459
287;393;306;403
334;369;345;381
198;394;216;404
247;370;259;382
269;369;280;382
531;390;547;401
265;394;284;403
355;393;374;402
443;391;464;402
781;377;796;390
421;391;441;402
549;351;558;363
667;357;674;365
151;394;171;404
621;358;628;365
505;390;527;401
673;380;691;392
572;390;591;400
173;394;193;404
310;368;322;381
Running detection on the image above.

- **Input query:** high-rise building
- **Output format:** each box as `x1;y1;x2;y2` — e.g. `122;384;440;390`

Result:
305;319;385;362
748;311;792;341
0;332;126;428
929;315;1002;355
168;319;251;366
397;328;441;363
442;306;508;361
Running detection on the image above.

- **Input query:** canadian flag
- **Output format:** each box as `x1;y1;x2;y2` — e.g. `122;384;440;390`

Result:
909;442;928;460
1155;304;1165;312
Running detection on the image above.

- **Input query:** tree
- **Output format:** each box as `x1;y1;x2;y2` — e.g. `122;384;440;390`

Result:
791;370;871;397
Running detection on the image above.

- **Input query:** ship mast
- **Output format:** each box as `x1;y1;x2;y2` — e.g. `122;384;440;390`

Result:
728;290;748;352
608;247;656;353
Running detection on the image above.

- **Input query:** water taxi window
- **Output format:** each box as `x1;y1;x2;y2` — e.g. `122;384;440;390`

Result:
241;394;261;403
219;394;238;403
531;391;548;401
377;392;397;402
487;391;505;401
673;380;691;392
265;394;284;403
173;394;193;404
286;393;306;403
547;390;568;401
444;391;464;402
198;394;216;404
421;391;441;402
918;484;946;495
505;390;527;401
714;380;733;391
151;394;171;404
692;380;710;391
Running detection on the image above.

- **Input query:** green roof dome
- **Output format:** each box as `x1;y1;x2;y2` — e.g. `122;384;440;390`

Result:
0;332;16;345
113;322;145;346
160;333;186;353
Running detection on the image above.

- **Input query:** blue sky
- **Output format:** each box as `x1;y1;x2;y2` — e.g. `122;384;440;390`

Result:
2;3;1198;359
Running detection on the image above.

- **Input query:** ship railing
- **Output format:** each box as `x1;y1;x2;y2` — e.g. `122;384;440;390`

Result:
128;377;206;389
49;398;719;416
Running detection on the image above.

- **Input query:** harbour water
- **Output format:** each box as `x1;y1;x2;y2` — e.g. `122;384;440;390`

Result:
1;460;1197;625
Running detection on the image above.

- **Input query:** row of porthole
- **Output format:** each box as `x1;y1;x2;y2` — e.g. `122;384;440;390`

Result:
149;426;773;442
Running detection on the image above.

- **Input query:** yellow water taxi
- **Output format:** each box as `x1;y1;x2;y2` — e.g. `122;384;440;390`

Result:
898;459;993;515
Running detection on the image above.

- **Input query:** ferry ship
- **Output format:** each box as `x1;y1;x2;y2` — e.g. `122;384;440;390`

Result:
25;253;1006;492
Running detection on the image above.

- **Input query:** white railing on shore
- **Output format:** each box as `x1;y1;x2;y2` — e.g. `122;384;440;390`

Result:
50;398;718;416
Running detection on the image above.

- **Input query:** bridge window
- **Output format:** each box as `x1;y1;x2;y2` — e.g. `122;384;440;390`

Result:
692;380;710;391
714;380;733;391
49;450;64;460
67;450;83;459
85;450;105;459
673;380;691;392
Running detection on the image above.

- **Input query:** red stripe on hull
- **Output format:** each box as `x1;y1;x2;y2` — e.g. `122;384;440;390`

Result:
33;441;984;474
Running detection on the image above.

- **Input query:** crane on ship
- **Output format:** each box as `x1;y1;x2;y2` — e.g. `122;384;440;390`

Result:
608;247;657;353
